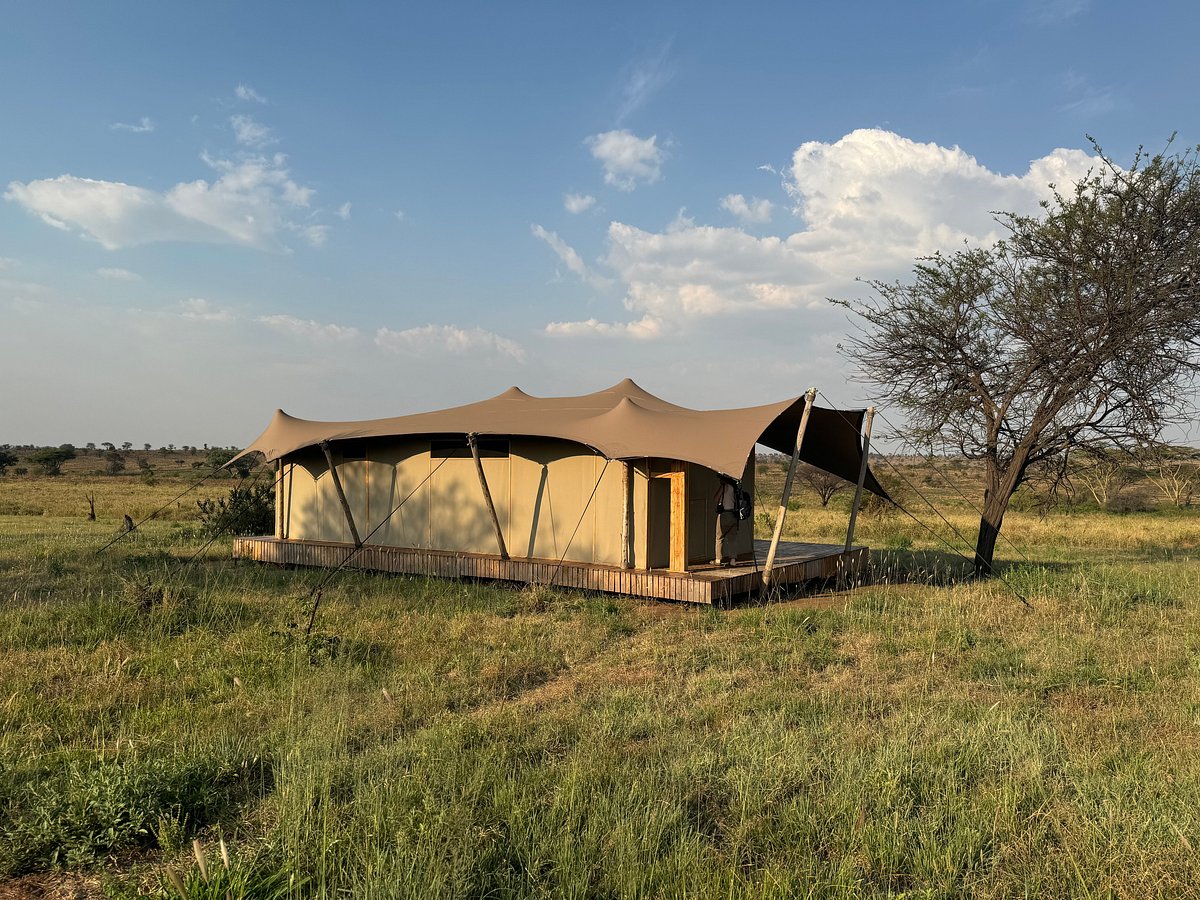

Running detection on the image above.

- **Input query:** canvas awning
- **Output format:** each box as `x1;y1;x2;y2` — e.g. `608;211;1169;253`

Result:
235;378;888;497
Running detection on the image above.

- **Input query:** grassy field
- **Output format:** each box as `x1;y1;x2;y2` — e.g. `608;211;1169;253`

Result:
3;464;1200;898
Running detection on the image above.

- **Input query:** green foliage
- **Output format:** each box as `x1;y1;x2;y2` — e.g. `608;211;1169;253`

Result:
204;448;253;478
0;448;17;475
0;745;268;874
104;449;126;476
196;482;274;537
29;446;77;476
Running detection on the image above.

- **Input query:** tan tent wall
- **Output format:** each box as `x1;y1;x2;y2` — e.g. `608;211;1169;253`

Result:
274;437;759;570
276;437;673;568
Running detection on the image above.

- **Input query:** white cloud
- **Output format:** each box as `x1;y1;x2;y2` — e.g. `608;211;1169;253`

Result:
0;257;16;269
616;40;673;123
552;128;1098;339
563;192;596;214
720;193;773;224
6;152;319;251
545;315;662;340
295;224;329;247
395;210;406;221
178;298;232;323
230;114;275;148
531;224;610;289
258;313;358;340
375;324;525;362
1025;0;1090;24
110;117;155;134
336;201;352;220
96;267;141;281
586;130;666;191
235;84;267;104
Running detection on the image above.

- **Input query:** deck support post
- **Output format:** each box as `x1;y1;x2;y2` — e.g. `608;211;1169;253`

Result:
319;441;363;548
468;433;509;560
844;406;876;554
762;387;817;587
621;461;633;569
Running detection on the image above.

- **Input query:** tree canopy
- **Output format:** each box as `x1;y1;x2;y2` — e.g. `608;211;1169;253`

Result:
839;138;1200;573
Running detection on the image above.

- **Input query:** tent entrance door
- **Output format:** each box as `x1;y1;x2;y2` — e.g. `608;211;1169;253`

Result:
648;471;687;572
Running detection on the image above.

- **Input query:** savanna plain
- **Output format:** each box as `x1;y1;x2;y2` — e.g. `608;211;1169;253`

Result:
2;454;1200;898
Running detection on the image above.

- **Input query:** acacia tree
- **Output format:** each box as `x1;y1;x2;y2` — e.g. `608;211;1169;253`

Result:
839;139;1200;575
798;463;852;507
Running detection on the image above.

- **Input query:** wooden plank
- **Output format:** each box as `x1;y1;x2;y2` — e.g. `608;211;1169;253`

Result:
232;536;863;606
669;471;686;572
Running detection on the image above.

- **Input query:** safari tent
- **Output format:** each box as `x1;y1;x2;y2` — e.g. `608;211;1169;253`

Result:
231;379;885;603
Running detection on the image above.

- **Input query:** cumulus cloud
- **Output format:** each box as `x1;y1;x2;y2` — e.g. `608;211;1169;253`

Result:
6;152;320;251
96;267;141;281
235;84;267;103
531;224;610;289
553;128;1098;338
544;315;662;340
231;114;274;148
586;130;665;191
375;324;525;362
336;201;352;220
178;298;232;323
563;192;596;214
110;117;154;134
258;313;358;340
720;193;773;224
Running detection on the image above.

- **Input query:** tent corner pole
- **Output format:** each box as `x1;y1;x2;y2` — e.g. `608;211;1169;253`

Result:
468;433;510;560
620;460;633;569
319;441;363;548
762;387;817;588
844;406;876;555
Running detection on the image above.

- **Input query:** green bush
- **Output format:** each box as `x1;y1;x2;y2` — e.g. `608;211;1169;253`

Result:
196;482;274;537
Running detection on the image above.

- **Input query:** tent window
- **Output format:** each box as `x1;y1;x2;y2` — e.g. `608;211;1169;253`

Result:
431;437;509;459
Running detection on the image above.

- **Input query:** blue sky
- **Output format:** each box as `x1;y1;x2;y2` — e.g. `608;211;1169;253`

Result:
3;0;1197;446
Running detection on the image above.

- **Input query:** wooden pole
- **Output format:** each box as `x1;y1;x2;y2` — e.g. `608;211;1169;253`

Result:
468;433;509;560
844;406;875;553
621;461;632;569
762;387;817;587
320;442;363;548
275;459;283;538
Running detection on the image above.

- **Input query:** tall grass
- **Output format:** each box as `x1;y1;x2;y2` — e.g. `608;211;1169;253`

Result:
3;474;1200;897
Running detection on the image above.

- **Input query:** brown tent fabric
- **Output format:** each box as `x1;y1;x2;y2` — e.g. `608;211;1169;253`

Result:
235;378;888;497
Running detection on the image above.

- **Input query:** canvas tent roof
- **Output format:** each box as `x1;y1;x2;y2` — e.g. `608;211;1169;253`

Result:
236;378;887;497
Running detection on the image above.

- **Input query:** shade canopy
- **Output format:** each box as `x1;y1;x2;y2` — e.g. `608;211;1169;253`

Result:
235;378;887;496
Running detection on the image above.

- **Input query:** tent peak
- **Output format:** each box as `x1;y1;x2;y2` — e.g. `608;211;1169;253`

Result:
495;386;534;400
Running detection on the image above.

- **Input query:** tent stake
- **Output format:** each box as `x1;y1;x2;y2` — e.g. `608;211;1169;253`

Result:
844;406;875;554
621;461;633;569
762;387;817;588
468;433;509;560
320;441;363;548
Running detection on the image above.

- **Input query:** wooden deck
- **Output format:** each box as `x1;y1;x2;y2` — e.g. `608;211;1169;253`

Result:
232;537;867;605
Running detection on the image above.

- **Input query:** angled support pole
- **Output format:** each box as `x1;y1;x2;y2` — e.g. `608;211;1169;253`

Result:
762;387;817;588
844;406;876;554
620;460;633;569
320;441;363;548
468;432;509;560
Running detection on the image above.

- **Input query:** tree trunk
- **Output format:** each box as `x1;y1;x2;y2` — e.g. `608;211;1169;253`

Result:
973;456;1025;577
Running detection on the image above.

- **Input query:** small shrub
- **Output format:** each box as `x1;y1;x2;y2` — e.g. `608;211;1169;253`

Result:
197;483;274;537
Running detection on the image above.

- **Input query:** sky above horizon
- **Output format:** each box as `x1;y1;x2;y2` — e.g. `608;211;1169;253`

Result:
3;0;1198;447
